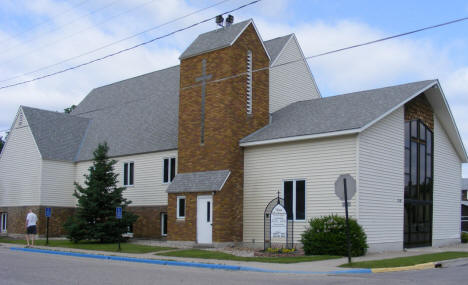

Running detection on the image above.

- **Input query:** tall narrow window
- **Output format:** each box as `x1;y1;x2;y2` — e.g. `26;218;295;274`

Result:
1;213;7;233
246;50;252;114
283;180;306;221
163;157;176;183
161;213;167;236
123;162;134;186
177;196;186;219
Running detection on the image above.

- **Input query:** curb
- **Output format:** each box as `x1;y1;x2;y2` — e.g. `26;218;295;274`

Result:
9;247;372;275
371;262;436;273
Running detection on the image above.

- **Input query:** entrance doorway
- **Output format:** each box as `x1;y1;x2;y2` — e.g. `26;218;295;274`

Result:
197;195;212;244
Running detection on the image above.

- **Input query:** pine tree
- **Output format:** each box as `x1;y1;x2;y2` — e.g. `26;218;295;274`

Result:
64;142;138;243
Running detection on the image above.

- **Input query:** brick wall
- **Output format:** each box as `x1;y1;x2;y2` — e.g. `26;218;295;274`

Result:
169;23;269;242
405;93;434;130
127;205;167;238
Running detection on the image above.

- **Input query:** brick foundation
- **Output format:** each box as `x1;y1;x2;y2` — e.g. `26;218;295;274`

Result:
0;206;75;236
127;205;167;238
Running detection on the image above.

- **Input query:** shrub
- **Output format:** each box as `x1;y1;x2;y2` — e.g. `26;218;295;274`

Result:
301;215;368;256
462;232;468;243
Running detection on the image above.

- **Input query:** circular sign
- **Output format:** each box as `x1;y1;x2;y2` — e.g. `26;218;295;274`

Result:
335;174;356;201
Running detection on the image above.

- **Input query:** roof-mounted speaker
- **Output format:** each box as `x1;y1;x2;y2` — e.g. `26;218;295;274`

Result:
226;15;234;27
216;15;224;27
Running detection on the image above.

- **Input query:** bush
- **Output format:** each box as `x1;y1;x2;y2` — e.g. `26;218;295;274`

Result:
301;215;368;257
462;232;468;243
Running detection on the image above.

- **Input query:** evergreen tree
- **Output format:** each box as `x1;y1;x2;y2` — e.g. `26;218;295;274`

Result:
64;142;138;243
0;136;4;153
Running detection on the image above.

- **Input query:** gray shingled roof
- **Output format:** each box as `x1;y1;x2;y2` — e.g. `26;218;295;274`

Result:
166;170;231;193
462;178;468;190
22;106;90;161
71;65;180;161
264;34;292;63
180;19;252;59
241;80;437;144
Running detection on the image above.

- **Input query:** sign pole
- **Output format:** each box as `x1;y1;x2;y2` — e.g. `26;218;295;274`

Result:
116;207;122;251
46;217;49;245
344;178;352;264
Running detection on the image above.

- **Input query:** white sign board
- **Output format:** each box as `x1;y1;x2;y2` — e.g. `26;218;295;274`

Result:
270;204;287;244
335;174;356;201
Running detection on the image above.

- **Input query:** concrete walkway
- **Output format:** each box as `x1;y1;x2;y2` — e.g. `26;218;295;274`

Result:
2;242;468;274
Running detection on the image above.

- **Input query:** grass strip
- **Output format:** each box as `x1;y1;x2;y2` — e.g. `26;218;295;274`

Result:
340;251;468;268
0;237;173;254
157;249;340;264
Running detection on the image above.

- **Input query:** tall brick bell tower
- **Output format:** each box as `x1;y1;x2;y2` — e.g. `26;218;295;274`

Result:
167;19;270;243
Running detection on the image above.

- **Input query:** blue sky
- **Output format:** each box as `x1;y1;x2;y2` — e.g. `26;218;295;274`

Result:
0;0;467;174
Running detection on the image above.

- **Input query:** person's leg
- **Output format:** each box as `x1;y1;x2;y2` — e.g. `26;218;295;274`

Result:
25;232;30;247
31;230;35;246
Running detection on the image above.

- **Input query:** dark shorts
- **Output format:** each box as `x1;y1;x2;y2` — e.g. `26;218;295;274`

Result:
26;225;37;235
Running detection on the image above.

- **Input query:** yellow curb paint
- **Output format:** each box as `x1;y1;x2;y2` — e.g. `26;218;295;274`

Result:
371;262;435;273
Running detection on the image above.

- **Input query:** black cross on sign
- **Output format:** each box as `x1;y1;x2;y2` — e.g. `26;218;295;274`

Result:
195;59;212;144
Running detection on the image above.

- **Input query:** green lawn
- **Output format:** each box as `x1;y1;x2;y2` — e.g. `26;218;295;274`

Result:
0;238;173;254
157;249;340;264
340;252;468;268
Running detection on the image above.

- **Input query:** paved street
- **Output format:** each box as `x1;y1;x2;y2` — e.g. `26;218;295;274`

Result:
0;246;467;285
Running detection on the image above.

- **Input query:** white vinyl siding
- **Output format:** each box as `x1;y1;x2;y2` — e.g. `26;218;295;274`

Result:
0;109;42;206
243;135;357;244
433;115;461;242
269;36;320;113
75;150;177;206
41;160;76;207
358;107;405;246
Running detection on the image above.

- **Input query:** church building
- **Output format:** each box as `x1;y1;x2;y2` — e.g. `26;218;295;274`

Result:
0;19;466;252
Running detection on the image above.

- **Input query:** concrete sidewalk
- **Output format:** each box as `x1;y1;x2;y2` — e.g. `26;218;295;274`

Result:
2;242;468;274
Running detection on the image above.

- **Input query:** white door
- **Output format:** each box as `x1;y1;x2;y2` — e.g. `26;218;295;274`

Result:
197;195;213;244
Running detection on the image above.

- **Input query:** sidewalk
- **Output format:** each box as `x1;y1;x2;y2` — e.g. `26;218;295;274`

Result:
2;242;468;274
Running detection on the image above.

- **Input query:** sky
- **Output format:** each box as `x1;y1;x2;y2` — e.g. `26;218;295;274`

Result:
0;0;467;175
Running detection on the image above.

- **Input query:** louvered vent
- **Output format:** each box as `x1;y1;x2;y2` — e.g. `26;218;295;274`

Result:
246;50;252;114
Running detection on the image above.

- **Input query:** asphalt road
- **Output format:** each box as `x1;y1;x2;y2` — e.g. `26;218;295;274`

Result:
1;246;467;285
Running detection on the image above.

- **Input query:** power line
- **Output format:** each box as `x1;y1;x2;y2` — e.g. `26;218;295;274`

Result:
0;0;262;91
0;0;91;46
0;0;121;55
0;0;163;69
0;0;232;84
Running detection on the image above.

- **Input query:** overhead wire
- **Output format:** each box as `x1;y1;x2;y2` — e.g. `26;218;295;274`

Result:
0;0;232;84
0;0;263;91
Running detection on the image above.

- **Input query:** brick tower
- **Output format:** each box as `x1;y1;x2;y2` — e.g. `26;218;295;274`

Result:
167;19;270;243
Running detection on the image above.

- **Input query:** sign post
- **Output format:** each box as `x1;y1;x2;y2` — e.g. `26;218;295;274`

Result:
45;207;51;245
335;174;356;264
116;207;122;251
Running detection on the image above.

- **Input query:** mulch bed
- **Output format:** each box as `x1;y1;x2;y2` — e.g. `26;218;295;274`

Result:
254;248;305;257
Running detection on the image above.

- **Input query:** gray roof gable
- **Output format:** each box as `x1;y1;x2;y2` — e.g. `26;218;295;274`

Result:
180;19;252;59
241;80;437;144
21;106;90;161
166;170;231;193
72;65;180;161
263;34;292;63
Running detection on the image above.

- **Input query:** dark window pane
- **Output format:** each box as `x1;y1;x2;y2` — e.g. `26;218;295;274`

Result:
419;122;426;141
163;159;169;183
207;201;211;222
426;154;432;179
405;174;410;198
405;149;410;173
124;163;128;186
411;121;418;138
129;163;134;185
178;198;185;217
405;122;410;148
170;158;176;182
411;142;418;185
296;180;305;220
420;144;426;185
284;181;293;220
426;130;432;154
161;213;167;235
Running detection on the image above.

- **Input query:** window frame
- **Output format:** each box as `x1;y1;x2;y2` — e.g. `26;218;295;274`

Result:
163;157;177;184
176;196;186;219
123;162;135;187
1;212;7;233
282;179;306;221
